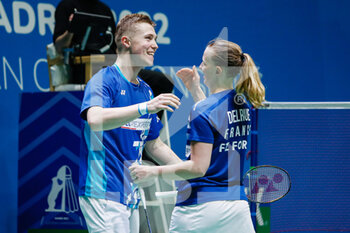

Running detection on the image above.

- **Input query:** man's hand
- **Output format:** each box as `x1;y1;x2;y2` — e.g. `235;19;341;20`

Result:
147;93;180;114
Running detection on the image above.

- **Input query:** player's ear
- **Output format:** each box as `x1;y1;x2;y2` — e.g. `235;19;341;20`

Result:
216;66;222;75
121;36;131;49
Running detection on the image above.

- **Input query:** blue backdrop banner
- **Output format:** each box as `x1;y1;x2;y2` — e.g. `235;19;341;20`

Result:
18;92;85;233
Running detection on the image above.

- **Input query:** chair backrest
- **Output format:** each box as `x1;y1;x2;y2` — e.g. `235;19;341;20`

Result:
46;43;71;91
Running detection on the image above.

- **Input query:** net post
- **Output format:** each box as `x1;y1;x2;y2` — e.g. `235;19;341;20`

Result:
250;108;258;229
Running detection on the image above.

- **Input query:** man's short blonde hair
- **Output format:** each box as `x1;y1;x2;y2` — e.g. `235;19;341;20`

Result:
115;14;156;53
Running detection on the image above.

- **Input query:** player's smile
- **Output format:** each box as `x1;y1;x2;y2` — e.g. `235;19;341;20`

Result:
130;22;158;67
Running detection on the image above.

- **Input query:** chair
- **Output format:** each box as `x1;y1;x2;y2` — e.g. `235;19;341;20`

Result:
73;54;106;84
46;43;74;91
46;43;107;91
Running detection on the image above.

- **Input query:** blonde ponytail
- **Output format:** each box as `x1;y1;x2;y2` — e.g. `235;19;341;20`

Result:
207;39;265;108
236;53;265;108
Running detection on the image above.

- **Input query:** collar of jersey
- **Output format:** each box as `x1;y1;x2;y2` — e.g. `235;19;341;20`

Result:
113;64;140;87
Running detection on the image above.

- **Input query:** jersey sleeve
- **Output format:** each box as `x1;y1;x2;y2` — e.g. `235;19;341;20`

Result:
188;103;215;144
144;84;163;141
146;114;163;141
80;69;118;120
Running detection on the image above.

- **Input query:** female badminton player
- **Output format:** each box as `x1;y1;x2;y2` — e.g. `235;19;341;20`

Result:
130;39;265;233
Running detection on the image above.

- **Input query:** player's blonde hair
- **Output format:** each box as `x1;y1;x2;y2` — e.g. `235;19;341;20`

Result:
207;39;265;108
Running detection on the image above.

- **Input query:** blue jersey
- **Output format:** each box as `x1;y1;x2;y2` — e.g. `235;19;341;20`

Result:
79;64;162;207
176;89;252;206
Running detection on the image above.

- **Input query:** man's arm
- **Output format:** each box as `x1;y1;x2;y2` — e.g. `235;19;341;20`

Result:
87;93;181;131
87;104;140;131
54;30;74;54
54;13;74;54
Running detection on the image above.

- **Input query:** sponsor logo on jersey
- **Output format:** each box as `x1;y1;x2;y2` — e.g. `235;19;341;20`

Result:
234;93;246;105
121;118;152;130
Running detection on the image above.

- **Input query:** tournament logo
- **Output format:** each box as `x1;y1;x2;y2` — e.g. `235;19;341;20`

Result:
45;166;79;214
41;165;84;228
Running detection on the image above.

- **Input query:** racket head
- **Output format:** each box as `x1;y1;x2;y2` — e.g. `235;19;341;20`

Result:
243;165;291;203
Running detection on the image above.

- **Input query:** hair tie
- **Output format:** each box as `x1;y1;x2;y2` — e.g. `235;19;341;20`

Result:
241;52;245;63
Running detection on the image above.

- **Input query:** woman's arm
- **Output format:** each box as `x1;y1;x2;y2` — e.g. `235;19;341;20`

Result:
129;141;212;182
144;137;182;165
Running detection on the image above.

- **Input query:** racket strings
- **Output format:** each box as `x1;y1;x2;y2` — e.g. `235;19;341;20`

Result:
243;166;290;203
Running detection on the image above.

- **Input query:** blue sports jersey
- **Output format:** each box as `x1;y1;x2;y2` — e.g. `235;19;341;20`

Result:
79;64;163;207
176;89;252;206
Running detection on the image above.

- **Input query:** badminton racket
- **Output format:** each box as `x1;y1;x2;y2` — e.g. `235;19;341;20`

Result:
154;165;291;205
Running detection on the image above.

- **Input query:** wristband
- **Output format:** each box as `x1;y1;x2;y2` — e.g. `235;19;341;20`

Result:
138;102;148;116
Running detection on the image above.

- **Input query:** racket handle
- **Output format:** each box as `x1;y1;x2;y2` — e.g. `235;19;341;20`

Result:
155;191;178;199
140;188;152;233
140;188;147;209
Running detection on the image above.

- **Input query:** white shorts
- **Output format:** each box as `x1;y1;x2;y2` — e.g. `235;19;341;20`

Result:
79;196;139;233
169;200;255;233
